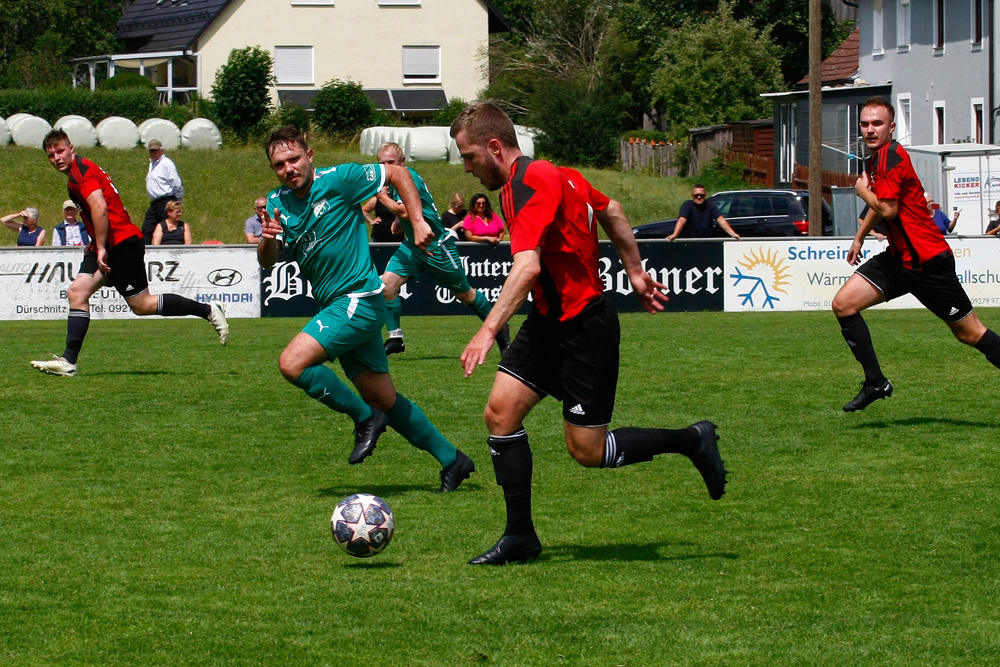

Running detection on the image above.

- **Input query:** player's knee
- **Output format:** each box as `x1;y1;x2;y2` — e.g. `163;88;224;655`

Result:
455;289;476;305
66;282;90;306
383;285;399;300
277;354;303;384
566;438;602;468
831;293;854;317
954;325;985;346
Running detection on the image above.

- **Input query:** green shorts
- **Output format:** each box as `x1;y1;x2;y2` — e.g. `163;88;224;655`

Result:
303;291;389;379
384;232;472;294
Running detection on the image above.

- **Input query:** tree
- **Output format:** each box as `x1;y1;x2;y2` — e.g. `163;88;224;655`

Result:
211;47;275;139
311;79;376;136
651;2;783;139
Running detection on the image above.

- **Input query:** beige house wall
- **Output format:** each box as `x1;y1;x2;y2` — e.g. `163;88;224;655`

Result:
196;0;491;103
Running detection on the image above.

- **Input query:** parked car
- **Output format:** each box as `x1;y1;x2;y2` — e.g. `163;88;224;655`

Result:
632;189;833;239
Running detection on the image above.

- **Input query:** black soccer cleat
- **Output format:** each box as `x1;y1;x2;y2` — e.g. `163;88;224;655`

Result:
495;323;511;354
688;421;728;500
349;408;390;465
384;337;405;355
467;533;542;565
842;379;893;413
436;450;475;493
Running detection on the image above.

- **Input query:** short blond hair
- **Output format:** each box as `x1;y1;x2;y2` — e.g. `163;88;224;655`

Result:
165;200;182;213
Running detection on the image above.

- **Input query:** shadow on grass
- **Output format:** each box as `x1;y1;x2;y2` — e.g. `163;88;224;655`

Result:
318;484;445;498
854;417;994;429
543;542;740;563
342;561;403;570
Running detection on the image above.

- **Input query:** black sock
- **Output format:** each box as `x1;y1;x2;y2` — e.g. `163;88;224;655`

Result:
837;313;885;384
63;309;90;365
974;329;1000;369
157;294;211;318
488;430;534;536
601;427;698;468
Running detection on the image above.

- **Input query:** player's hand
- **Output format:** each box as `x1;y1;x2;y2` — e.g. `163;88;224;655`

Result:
855;172;870;196
260;207;283;240
97;247;110;274
460;325;497;377
846;239;863;266
630;271;668;313
412;218;434;255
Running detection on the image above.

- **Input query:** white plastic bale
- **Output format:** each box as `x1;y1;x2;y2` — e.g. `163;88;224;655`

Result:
448;137;462;164
403;127;449;162
54;117;98;149
10;116;53;149
139;118;181;150
96;117;140;150
0;118;10;147
516;132;535;158
360;127;389;156
6;113;32;128
180;118;223;150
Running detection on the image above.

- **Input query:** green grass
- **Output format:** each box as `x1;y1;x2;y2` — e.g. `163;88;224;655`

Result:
0;142;694;246
3;309;1000;665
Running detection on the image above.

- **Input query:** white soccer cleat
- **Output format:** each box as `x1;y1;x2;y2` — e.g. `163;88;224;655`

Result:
207;302;229;346
30;354;78;377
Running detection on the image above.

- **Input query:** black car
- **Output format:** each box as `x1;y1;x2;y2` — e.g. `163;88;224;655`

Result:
632;189;833;239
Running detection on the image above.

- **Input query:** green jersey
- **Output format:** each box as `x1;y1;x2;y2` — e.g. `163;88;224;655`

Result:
387;167;448;243
267;163;385;307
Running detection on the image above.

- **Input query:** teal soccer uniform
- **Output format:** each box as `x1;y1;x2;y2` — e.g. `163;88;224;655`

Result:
267;162;390;376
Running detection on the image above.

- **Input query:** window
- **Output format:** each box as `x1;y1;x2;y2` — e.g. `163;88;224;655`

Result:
972;98;984;143
402;46;440;83
933;101;945;144
872;0;884;54
778;102;797;184
274;46;314;85
896;94;912;146
896;0;910;50
972;0;983;45
934;0;945;50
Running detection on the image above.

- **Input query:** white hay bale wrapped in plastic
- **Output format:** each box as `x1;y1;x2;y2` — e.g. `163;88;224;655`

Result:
448;137;462;164
181;118;223;149
515;131;535;159
54;116;98;149
0;118;11;147
10;115;52;149
139;118;181;150
403;127;449;162
96;116;140;149
6;113;32;128
360;126;393;156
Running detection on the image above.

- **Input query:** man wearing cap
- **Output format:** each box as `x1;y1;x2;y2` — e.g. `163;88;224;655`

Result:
142;139;183;243
52;200;91;247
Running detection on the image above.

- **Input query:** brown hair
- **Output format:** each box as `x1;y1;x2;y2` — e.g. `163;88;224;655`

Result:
468;193;493;218
43;129;71;151
862;96;896;121
266;126;309;159
449;102;519;150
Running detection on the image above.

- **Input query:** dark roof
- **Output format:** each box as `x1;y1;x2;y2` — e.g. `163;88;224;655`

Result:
116;0;233;53
795;28;859;88
117;0;509;53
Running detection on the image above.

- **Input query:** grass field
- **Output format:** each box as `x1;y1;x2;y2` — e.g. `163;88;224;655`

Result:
3;309;1000;665
0;142;695;246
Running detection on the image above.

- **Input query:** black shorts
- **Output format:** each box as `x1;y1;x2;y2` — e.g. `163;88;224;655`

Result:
499;296;620;427
80;237;149;299
856;251;973;322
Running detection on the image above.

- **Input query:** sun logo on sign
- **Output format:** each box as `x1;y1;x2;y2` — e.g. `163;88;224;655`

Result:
730;246;792;309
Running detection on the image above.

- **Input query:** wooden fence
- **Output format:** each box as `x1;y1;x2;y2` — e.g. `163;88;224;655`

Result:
619;138;683;177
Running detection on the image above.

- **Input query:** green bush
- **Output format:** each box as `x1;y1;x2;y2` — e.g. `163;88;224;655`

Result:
0;87;157;123
312;79;377;136
698;154;749;190
529;77;623;168
100;72;157;92
278;104;311;133
622;130;671;143
211;46;275;139
431;98;468;126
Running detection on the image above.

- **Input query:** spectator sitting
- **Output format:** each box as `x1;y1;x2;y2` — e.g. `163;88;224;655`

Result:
152;200;192;245
458;193;505;245
245;197;266;243
52;200;91;247
2;208;46;246
441;192;468;239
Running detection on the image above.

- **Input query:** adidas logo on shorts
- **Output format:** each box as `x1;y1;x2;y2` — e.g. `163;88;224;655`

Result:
569;404;585;416
949;307;960;316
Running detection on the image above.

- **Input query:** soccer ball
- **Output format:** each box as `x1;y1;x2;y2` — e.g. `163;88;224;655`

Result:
330;493;395;558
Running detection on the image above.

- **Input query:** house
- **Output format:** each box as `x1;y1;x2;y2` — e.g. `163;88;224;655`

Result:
765;0;996;186
71;0;509;116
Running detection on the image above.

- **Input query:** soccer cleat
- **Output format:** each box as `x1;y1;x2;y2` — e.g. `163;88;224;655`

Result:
349;407;390;465
688;421;727;500
384;337;405;355
436;450;476;493
843;379;893;413
495;323;511;354
467;533;542;565
207;302;229;345
30;354;77;377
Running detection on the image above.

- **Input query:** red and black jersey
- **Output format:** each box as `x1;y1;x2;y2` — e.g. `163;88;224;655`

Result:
866;141;950;270
500;156;605;321
67;155;141;250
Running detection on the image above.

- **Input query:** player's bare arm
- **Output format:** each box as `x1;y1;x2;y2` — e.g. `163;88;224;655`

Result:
86;189;111;273
383;164;432;252
257;207;282;269
376;188;407;220
461;248;540;377
596;200;668;313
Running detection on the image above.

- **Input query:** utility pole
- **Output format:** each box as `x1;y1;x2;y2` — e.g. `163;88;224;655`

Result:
808;0;823;235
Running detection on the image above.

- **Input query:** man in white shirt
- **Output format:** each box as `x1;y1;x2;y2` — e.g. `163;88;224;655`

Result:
52;200;90;247
141;139;183;243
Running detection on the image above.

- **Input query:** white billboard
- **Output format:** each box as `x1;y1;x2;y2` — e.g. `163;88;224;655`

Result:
0;246;260;320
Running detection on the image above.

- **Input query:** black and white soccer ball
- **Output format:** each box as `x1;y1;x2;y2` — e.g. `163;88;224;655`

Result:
330;493;395;558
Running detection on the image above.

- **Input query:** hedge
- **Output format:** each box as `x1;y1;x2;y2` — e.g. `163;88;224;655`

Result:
0;88;158;124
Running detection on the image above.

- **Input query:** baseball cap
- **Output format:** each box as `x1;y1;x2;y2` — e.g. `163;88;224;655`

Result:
148;139;163;150
62;200;78;210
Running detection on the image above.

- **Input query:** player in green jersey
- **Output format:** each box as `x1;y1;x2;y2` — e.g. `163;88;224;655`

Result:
374;142;510;356
257;126;475;492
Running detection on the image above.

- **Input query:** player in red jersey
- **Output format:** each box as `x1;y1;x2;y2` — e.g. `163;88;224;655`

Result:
451;102;728;565
833;96;1000;411
30;130;229;377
